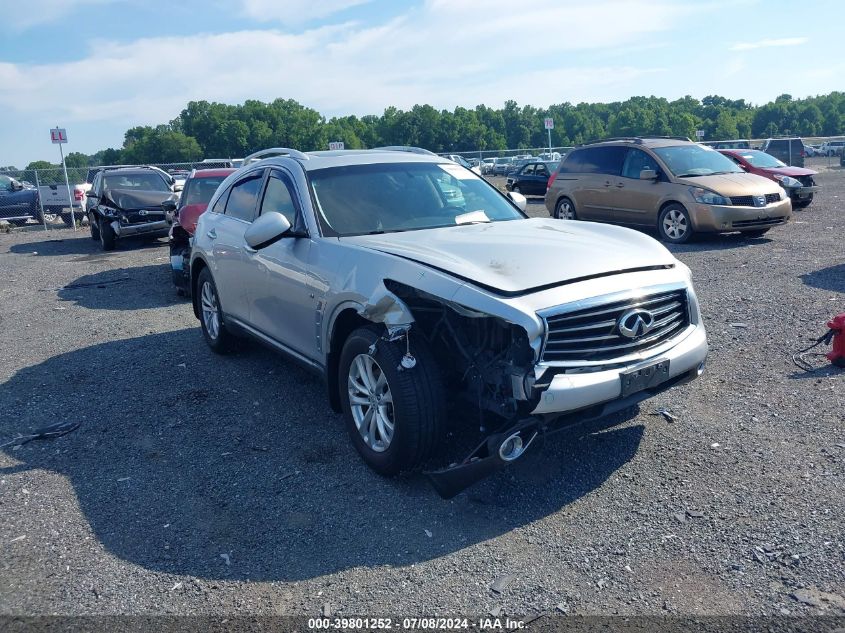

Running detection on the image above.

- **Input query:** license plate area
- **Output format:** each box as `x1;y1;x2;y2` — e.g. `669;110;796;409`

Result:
620;359;670;397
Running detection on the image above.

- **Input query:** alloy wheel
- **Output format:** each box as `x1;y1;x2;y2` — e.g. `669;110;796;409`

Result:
200;281;220;340
347;354;395;452
663;209;688;240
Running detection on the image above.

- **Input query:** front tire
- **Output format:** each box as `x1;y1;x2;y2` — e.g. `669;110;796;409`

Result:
197;268;236;354
99;218;116;251
339;327;444;476
89;214;100;241
658;204;693;243
554;197;577;220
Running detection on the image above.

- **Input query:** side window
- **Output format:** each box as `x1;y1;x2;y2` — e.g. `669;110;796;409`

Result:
522;164;536;175
593;146;627;175
211;189;228;214
621;149;660;179
260;172;299;225
559;150;583;173
224;172;264;222
535;163;549;177
0;175;12;190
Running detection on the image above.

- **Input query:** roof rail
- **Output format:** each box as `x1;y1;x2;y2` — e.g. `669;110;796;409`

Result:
243;148;309;165
372;145;438;156
579;136;692;146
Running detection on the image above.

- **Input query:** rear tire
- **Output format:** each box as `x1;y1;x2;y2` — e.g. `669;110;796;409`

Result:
339;327;444;476
197;268;236;354
554;197;577;220
658;204;693;244
99;218;116;251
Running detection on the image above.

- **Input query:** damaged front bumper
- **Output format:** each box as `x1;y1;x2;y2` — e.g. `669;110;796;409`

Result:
427;326;707;498
531;326;707;415
111;219;170;238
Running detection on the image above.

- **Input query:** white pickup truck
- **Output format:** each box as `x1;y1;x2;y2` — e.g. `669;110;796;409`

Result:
37;183;88;225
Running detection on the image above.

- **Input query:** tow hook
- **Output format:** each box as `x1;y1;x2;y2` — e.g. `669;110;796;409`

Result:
425;419;539;499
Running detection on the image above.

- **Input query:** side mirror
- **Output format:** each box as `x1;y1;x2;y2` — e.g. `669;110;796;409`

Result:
507;191;527;211
639;169;658;180
10;180;23;191
244;211;291;250
85;191;97;198
161;199;178;213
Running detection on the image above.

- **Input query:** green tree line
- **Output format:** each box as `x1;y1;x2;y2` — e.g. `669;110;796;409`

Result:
22;92;845;169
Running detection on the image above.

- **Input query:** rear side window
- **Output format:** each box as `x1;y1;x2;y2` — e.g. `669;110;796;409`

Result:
224;172;264;222
579;146;627;175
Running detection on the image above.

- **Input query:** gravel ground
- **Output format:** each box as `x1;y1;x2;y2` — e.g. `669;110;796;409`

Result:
0;165;843;619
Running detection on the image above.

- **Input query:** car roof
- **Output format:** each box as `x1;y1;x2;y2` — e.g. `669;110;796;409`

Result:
102;167;167;176
251;149;448;172
576;137;694;149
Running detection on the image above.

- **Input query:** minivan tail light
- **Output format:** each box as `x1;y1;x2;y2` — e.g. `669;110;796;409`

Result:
547;171;557;190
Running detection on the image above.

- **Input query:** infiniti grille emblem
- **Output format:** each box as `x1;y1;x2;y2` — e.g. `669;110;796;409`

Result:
617;308;656;339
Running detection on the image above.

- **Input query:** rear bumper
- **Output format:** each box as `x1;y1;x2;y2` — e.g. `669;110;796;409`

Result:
689;199;792;232
111;219;169;237
531;326;708;415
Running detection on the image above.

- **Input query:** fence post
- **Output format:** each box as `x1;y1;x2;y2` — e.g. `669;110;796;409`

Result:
33;170;48;232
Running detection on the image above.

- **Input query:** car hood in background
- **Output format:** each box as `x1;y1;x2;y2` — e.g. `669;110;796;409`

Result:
758;166;816;177
676;172;782;196
342;218;675;295
104;188;176;211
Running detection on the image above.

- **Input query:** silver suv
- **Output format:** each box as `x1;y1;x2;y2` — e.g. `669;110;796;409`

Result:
190;147;708;497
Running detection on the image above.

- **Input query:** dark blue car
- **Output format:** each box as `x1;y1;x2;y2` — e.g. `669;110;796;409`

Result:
0;175;39;226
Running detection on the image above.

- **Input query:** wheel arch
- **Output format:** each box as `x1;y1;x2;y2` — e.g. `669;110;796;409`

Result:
326;307;373;413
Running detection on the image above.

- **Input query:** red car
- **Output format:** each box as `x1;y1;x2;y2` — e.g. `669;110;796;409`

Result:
162;168;236;295
719;149;819;209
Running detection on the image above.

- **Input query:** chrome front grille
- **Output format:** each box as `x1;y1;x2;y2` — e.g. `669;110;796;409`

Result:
541;288;690;362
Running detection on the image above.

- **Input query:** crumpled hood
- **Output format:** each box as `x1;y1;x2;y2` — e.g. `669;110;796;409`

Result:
104;188;175;211
675;172;781;196
758;166;816;177
342;218;676;295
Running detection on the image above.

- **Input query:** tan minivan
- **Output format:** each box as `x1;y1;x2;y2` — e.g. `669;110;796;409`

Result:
544;137;792;243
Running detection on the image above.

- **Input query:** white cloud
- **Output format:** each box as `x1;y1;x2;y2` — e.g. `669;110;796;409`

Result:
0;0;703;161
239;0;373;25
731;37;807;51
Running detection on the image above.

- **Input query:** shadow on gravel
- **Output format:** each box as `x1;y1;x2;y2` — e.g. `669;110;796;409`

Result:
8;233;166;258
667;232;772;254
58;265;175;311
800;263;845;293
0;330;641;582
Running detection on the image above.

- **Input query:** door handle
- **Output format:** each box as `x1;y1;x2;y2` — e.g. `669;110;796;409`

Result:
206;229;217;239
604;180;612;187
615;182;625;188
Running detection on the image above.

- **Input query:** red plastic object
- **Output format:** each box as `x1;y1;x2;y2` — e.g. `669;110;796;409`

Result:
827;313;845;367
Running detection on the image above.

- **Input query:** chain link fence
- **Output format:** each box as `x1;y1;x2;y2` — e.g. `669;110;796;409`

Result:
1;141;842;231
0;161;233;231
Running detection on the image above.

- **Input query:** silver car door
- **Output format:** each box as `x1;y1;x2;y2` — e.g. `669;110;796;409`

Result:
243;169;316;359
210;169;265;324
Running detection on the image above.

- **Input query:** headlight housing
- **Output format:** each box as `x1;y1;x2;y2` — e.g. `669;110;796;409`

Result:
772;174;801;188
689;187;730;205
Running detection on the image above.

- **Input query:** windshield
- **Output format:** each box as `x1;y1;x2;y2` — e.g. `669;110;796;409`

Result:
310;162;524;236
182;176;227;206
739;150;786;169
653;144;744;177
104;172;170;192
